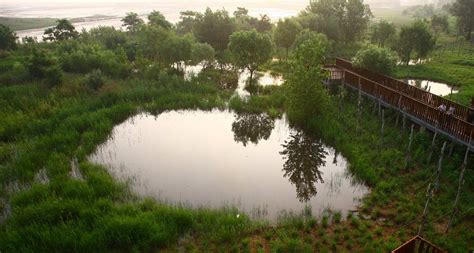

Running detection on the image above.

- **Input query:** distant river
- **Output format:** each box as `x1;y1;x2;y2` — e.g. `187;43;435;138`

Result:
0;0;307;39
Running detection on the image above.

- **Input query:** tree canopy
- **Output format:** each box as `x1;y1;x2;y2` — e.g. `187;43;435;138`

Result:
353;45;397;75
285;34;329;123
228;29;273;87
302;0;372;43
193;8;236;59
274;18;302;59
0;24;17;51
395;20;435;65
43;19;79;42
122;12;144;33
370;20;396;47
148;10;172;30
450;0;473;40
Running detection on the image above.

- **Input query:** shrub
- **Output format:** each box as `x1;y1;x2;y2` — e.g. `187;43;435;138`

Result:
0;61;28;85
27;49;63;86
85;69;106;90
333;211;342;223
352;45;397;75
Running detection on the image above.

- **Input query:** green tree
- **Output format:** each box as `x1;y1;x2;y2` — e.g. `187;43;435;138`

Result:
430;15;449;35
396;20;435;65
190;42;215;66
85;69;106;90
137;25;171;61
343;0;373;42
285;34;329;123
0;24;17;51
232;8;272;33
292;30;330;50
274;18;302;59
303;0;372;43
122;12;144;33
148;10;172;30
370;20;396;47
84;26;128;50
193;8;236;60
253;15;273;33
176;11;200;35
353;45;397;75
160;34;193;71
27;49;63;86
228;29;273;87
450;0;473;40
43;19;79;42
298;12;341;41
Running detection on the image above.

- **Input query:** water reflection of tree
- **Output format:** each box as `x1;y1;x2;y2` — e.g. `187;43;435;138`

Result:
232;113;275;146
280;131;328;202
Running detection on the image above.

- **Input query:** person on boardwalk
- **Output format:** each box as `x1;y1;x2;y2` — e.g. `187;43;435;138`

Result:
438;103;447;128
446;105;455;129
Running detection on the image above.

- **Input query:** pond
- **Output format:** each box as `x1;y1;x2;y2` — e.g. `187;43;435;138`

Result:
90;110;368;220
184;65;284;97
406;79;458;97
236;71;284;97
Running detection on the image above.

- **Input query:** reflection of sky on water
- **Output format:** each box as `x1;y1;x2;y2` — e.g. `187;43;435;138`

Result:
3;0;302;41
90;110;368;220
406;79;458;97
1;1;304;21
184;65;284;97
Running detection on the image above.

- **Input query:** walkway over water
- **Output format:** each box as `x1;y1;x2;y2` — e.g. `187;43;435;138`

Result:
326;58;474;151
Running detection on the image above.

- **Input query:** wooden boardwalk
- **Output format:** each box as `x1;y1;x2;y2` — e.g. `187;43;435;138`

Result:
326;58;474;151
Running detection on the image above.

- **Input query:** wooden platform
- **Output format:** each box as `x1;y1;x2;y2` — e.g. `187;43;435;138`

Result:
325;58;474;151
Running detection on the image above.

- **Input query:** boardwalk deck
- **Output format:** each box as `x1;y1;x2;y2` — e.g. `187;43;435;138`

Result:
326;58;474;151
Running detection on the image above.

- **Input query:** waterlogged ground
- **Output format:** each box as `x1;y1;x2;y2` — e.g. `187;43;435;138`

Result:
184;64;284;97
406;79;458;97
90;110;368;220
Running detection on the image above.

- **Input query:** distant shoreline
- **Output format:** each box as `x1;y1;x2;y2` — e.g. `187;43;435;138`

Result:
0;15;118;31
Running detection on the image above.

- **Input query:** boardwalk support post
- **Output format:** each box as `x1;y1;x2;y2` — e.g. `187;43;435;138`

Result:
404;124;415;170
427;130;438;164
446;135;472;233
357;77;362;132
380;109;385;145
395;96;402;127
419;141;447;236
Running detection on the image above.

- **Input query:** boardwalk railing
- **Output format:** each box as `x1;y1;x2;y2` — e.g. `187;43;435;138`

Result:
391;236;446;253
335;58;473;120
326;58;474;150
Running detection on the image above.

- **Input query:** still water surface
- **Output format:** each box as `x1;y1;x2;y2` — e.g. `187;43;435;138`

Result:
406;79;458;97
90;110;368;220
3;0;304;39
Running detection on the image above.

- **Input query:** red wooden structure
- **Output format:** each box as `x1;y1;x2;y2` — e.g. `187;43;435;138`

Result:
391;236;446;253
326;58;474;151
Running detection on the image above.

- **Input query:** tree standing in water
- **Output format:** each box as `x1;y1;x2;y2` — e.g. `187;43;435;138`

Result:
274;18;302;59
228;29;273;88
285;34;329;123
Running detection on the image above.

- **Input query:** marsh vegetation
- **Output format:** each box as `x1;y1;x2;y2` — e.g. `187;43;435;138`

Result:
0;0;473;252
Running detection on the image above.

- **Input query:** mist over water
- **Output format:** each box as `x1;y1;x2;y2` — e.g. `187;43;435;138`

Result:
0;1;306;21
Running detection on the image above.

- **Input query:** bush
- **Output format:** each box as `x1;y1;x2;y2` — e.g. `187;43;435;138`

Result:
85;69;106;90
0;61;28;85
27;49;63;86
352;45;397;75
59;42;130;78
